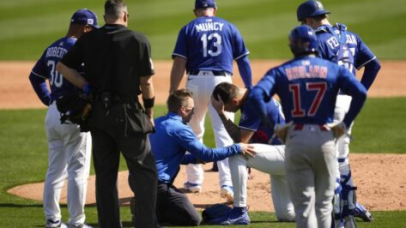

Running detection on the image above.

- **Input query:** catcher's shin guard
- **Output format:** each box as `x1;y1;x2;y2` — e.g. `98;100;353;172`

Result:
340;170;357;216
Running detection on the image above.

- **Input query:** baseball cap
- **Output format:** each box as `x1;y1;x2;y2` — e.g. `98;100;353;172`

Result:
195;0;217;9
70;9;99;28
297;0;330;21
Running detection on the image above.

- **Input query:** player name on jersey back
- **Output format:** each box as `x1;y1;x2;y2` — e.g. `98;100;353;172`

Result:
285;62;328;81
46;46;68;59
195;21;224;32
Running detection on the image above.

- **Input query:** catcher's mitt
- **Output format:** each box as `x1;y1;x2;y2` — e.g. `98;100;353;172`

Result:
202;203;232;224
56;92;92;128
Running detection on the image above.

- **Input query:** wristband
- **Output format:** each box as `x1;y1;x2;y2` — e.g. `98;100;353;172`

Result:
83;83;91;95
143;97;155;109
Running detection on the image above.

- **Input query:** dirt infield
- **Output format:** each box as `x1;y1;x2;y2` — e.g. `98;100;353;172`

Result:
3;60;406;212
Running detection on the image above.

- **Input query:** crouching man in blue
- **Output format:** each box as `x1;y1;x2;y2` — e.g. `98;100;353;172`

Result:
150;89;256;226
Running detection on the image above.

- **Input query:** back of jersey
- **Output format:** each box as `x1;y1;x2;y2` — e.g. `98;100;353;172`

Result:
259;56;349;125
32;37;80;101
172;16;249;74
316;24;357;74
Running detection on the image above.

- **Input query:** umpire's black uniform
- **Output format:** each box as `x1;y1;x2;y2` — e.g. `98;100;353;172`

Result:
60;24;159;228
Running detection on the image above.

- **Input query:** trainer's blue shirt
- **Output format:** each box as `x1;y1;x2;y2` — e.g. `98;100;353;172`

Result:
150;112;242;184
172;16;249;75
30;37;82;104
239;94;285;145
251;56;367;128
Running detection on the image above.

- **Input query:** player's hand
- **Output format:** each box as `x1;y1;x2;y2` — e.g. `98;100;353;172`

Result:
211;94;225;114
247;167;254;180
274;122;293;143
238;143;256;158
327;122;347;139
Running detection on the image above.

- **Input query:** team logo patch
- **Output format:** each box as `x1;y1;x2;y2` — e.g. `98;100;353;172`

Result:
316;1;323;10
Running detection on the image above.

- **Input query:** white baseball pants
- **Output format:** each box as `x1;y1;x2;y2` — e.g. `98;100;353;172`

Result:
229;144;295;221
43;102;92;226
185;73;234;187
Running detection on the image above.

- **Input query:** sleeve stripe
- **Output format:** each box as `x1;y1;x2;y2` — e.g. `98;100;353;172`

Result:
238;126;257;132
356;56;376;70
31;71;47;79
235;51;250;60
172;53;187;59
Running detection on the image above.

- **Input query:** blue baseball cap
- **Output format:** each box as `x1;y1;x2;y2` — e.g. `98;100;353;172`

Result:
195;0;217;9
297;1;330;21
71;9;99;28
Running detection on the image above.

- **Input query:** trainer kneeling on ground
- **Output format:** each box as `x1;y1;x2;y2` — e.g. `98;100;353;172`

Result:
149;89;255;226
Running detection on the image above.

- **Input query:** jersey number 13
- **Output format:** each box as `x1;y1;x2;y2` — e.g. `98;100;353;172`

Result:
201;33;222;57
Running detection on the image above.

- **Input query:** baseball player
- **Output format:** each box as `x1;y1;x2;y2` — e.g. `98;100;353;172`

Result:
208;82;295;225
248;25;367;228
296;1;381;226
169;0;252;201
28;9;98;228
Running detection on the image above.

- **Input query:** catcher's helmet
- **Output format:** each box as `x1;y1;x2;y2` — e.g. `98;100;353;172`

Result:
289;25;318;56
297;0;330;21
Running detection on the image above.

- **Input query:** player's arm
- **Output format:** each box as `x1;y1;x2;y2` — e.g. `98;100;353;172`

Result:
57;34;88;90
169;56;187;94
236;56;252;88
56;62;88;90
29;55;51;106
355;37;381;90
359;58;381;91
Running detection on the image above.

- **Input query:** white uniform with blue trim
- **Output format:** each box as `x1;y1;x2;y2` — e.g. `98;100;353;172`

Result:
172;14;252;192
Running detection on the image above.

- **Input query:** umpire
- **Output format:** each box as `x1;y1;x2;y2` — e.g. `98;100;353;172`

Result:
57;1;160;228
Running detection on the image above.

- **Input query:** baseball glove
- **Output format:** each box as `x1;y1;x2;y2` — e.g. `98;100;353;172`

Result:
202;203;232;224
56;92;92;131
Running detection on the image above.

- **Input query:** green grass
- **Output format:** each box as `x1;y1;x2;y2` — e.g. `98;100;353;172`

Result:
0;0;405;60
0;98;405;227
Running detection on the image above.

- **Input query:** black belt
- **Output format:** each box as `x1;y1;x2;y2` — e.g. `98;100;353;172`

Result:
188;70;228;76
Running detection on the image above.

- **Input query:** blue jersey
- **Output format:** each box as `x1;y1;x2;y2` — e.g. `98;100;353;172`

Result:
315;23;376;76
172;16;249;74
150;112;242;184
253;56;366;127
239;95;285;145
31;37;82;103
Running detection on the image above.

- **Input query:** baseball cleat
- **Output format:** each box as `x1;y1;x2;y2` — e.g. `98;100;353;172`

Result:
353;202;374;222
220;185;234;203
45;219;68;228
209;207;250;225
183;181;202;193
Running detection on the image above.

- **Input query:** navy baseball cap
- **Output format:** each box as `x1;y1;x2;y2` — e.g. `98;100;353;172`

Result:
71;9;99;28
195;0;217;9
297;1;330;21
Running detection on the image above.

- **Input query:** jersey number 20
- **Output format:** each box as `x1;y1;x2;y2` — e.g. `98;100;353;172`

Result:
289;82;327;117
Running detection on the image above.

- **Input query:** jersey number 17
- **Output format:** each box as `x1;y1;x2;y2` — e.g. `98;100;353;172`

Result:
289;82;327;117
